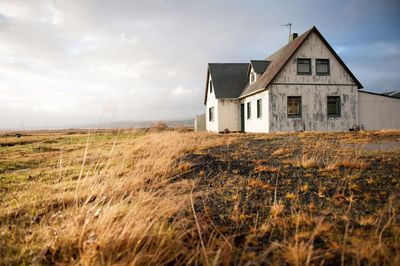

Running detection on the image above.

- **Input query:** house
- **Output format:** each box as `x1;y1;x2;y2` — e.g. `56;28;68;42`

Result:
199;26;400;133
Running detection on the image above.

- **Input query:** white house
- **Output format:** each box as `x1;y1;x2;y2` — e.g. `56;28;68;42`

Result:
201;26;400;133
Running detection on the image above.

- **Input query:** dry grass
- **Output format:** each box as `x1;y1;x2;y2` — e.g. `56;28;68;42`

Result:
1;130;400;265
272;148;292;156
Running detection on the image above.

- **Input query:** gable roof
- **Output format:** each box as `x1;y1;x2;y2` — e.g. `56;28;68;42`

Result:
250;60;271;74
240;26;363;98
204;63;249;104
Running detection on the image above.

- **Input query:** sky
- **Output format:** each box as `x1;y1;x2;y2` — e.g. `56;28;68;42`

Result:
0;0;399;129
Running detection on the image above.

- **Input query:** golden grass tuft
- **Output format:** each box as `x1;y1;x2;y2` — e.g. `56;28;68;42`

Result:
253;164;279;173
248;178;273;190
341;160;371;169
272;148;292;156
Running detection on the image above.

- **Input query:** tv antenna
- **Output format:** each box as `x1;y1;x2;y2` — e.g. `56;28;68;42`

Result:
282;22;292;39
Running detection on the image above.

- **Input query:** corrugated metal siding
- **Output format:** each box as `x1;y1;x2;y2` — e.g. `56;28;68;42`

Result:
194;114;206;132
359;92;400;130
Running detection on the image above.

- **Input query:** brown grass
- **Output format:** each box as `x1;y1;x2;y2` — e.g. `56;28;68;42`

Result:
272;148;292;156
1;130;400;265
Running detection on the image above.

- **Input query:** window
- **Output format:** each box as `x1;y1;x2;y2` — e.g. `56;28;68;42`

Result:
247;102;251;119
209;80;213;93
287;96;302;118
316;59;330;75
209;107;214;121
327;96;341;117
257;99;262;118
297;58;311;75
250;72;256;84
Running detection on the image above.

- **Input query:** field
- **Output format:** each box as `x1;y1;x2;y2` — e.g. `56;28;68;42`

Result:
1;129;400;265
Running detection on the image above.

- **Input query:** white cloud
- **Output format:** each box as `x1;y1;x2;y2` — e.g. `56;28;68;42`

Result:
0;0;399;129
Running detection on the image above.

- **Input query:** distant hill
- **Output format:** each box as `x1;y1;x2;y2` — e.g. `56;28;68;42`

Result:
0;119;194;131
85;119;194;129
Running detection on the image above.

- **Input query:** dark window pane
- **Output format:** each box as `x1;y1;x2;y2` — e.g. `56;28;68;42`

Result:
327;96;340;116
297;59;311;75
209;107;214;121
209;80;213;93
247;102;251;119
316;59;330;75
257;99;262;118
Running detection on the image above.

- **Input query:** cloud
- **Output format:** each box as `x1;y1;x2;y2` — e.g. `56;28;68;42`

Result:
0;0;399;129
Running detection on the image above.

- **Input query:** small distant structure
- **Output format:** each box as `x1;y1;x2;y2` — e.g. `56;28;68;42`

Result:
149;121;168;132
194;114;206;132
15;133;22;138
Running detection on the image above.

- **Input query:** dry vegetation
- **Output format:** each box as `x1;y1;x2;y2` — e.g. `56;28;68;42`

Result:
1;129;400;265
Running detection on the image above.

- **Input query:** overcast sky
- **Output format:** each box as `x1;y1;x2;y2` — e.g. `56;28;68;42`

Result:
1;0;399;129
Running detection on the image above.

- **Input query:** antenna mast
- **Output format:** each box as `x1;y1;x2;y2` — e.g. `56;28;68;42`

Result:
282;22;292;41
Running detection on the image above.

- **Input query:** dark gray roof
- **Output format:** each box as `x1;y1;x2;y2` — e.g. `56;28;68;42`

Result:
204;63;249;104
383;91;400;98
381;91;396;95
389;91;400;98
250;60;271;74
359;90;400;100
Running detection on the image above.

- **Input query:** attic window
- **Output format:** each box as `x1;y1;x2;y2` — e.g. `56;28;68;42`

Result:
209;80;213;93
250;72;256;84
297;58;311;75
316;59;330;75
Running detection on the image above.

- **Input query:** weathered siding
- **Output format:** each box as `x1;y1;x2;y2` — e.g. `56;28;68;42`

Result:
218;99;240;132
267;31;359;132
359;92;400;130
274;32;356;85
241;90;269;133
269;84;359;132
205;74;219;132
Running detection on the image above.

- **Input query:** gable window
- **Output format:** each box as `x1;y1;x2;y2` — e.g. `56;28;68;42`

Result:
327;96;341;117
247;102;251;119
287;96;302;118
257;99;262;118
297;58;311;75
316;59;330;75
209;107;214;121
209;80;213;93
250;72;256;84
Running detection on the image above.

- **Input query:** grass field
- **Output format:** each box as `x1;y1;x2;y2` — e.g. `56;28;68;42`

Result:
1;129;400;265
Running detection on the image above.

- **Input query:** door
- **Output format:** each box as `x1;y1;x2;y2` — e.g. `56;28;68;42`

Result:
240;103;245;132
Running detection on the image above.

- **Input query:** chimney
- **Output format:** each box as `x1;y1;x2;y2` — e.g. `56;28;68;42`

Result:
289;33;298;43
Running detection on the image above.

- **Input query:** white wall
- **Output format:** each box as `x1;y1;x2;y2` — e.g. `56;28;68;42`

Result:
359;92;400;130
205;73;219;132
218;99;240;132
241;90;269;133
